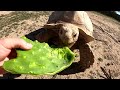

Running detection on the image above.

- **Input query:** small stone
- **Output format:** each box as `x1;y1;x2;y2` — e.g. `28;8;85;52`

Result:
106;63;110;66
98;57;103;62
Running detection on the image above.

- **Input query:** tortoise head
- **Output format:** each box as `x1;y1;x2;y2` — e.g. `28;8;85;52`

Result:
58;23;79;47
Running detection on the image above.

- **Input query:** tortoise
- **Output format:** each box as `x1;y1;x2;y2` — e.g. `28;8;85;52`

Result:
35;11;94;48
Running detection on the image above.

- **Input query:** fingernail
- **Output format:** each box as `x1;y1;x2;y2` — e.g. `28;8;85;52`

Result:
26;43;33;48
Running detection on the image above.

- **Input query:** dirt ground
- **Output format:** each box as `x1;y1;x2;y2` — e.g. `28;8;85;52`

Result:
0;11;120;79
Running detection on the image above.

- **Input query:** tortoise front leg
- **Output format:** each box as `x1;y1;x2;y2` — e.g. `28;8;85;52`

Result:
77;38;94;71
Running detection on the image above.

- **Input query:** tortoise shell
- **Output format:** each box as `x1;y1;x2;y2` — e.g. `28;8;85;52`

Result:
44;11;94;43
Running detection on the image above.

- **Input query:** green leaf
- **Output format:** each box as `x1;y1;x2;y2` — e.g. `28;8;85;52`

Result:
3;36;75;75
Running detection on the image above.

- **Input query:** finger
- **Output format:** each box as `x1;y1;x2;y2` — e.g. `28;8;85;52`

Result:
0;58;8;74
0;38;32;50
0;57;9;66
0;44;11;61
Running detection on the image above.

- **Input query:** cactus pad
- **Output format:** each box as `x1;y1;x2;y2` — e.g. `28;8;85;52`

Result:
3;37;75;75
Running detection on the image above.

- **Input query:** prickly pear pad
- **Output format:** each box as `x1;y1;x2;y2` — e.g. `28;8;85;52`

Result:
3;37;75;75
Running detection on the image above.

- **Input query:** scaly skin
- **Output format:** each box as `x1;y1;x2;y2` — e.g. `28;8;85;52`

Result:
3;36;75;75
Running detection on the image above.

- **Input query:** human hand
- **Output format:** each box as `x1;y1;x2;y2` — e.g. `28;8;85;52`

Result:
0;38;32;74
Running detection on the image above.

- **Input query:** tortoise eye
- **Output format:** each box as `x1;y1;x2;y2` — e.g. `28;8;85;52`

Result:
73;33;77;37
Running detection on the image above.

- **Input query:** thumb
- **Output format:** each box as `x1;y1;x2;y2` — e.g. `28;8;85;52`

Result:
0;38;33;50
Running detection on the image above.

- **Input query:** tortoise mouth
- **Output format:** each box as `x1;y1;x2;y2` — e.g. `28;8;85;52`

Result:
62;38;76;45
48;39;75;48
62;41;76;47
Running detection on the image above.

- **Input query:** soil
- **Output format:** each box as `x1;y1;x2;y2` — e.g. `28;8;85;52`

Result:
0;11;120;79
